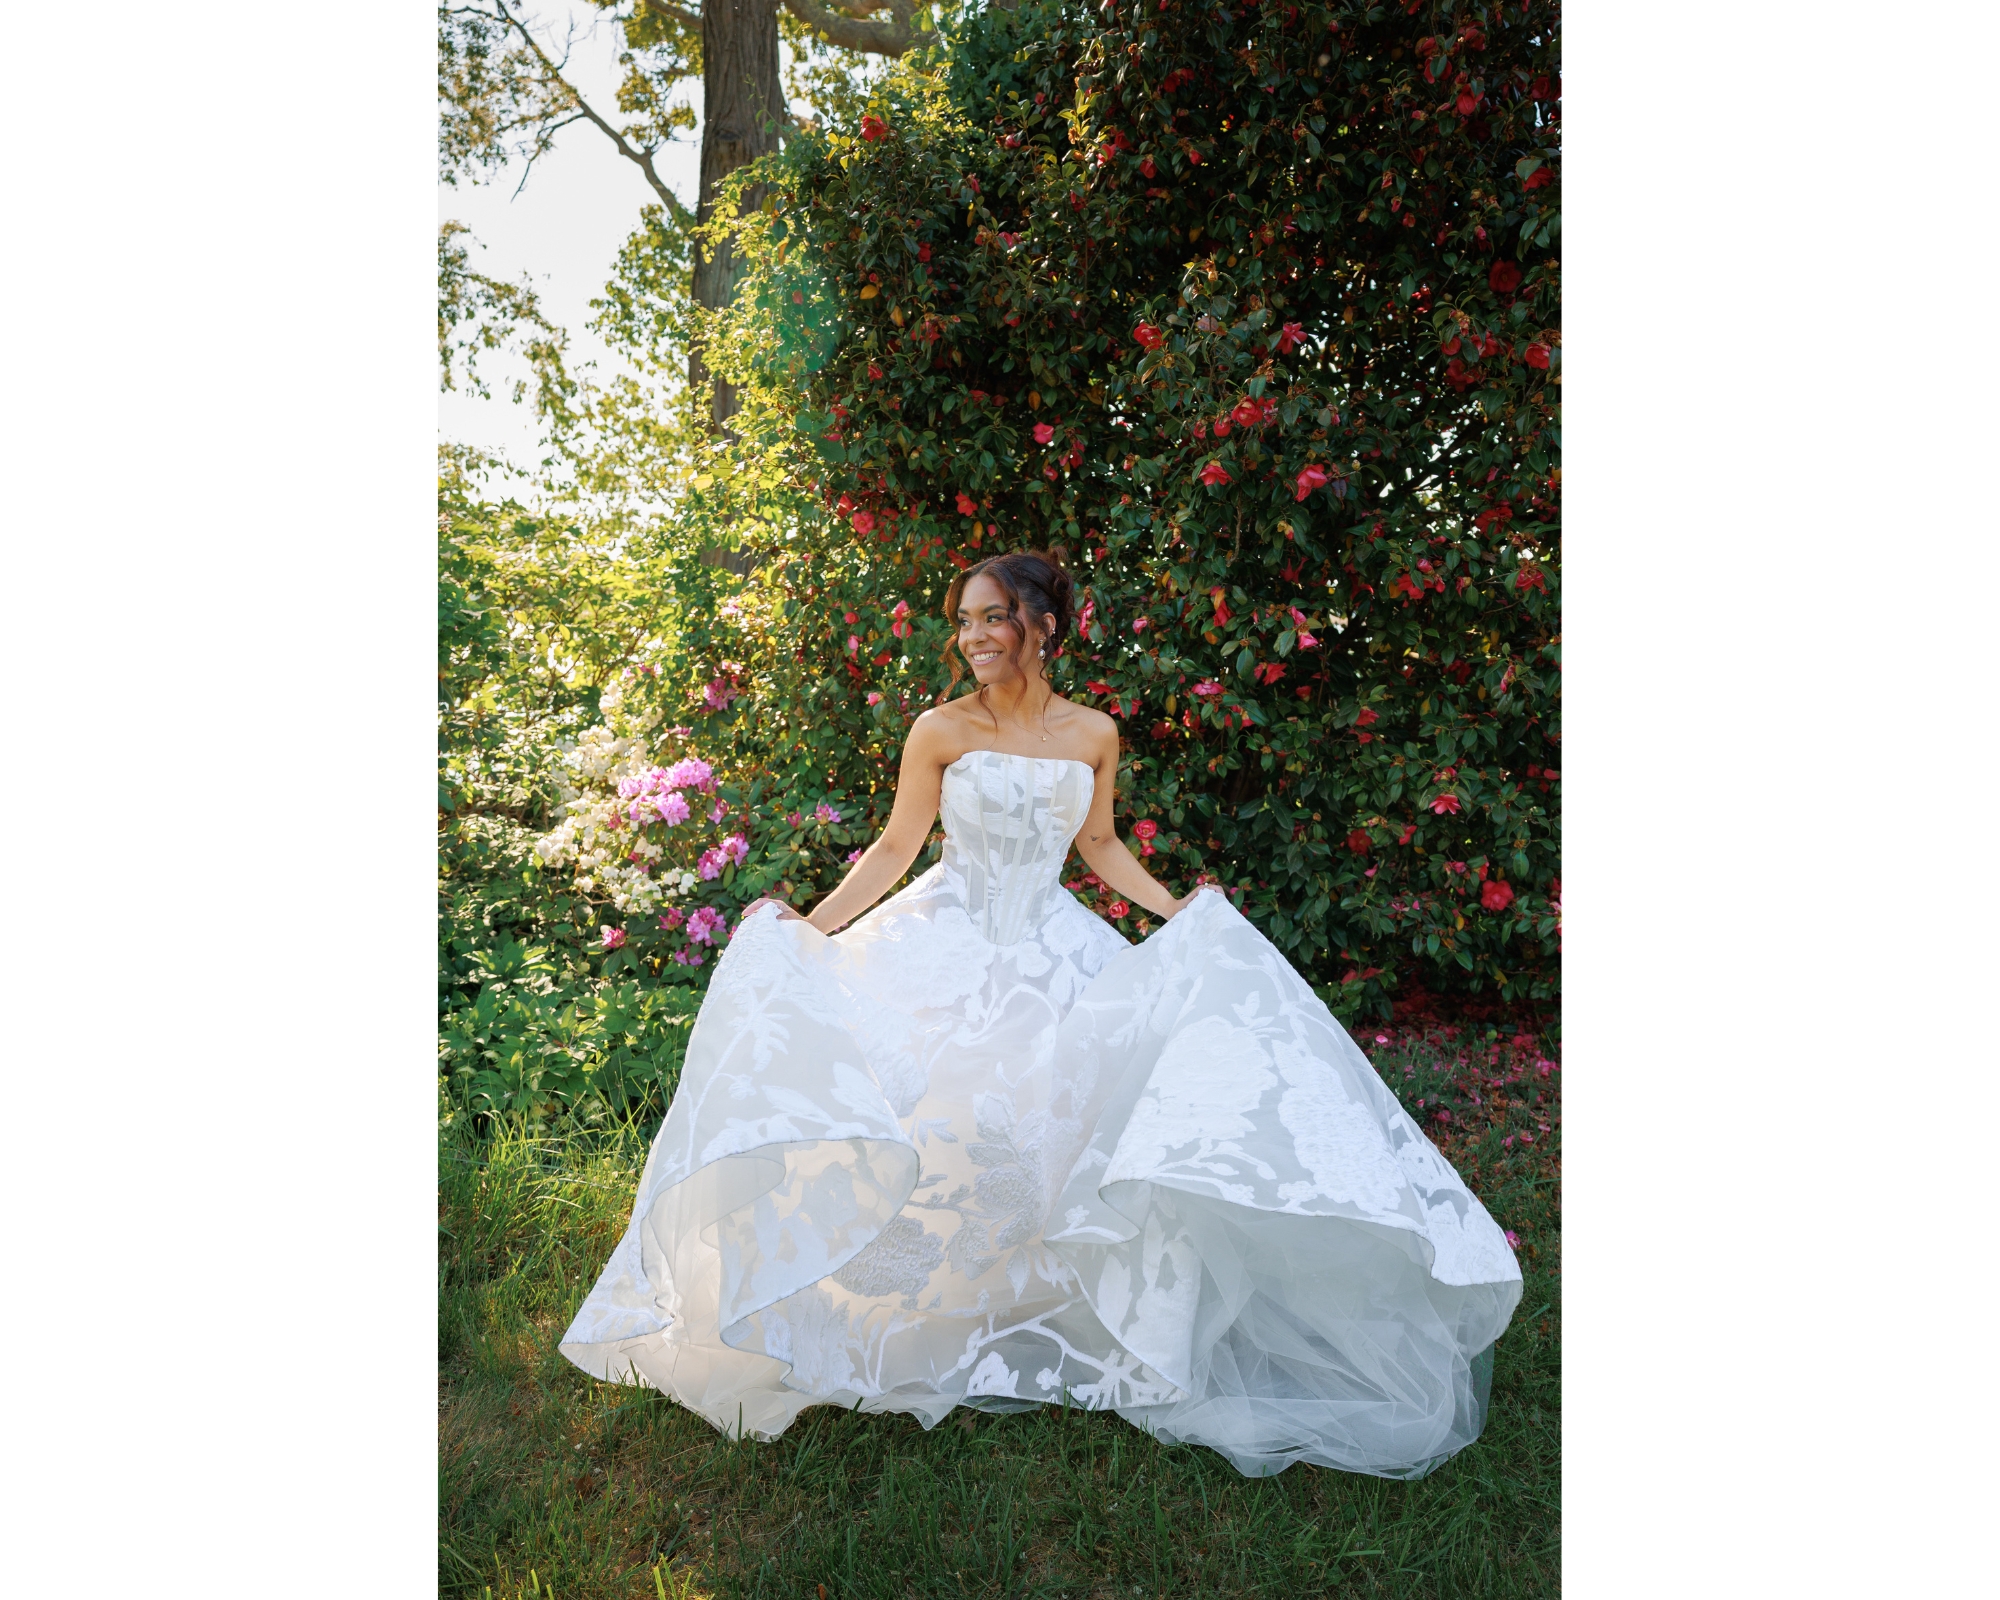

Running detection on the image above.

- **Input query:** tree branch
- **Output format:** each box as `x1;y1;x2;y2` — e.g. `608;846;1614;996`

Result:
491;0;697;229
780;0;935;57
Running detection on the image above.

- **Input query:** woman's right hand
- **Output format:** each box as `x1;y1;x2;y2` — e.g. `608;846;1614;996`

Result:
737;896;805;924
1168;882;1229;918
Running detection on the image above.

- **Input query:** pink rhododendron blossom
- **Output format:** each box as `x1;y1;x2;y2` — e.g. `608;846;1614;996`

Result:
664;758;715;792
600;925;626;950
658;907;685;931
702;678;737;711
709;798;728;822
685;906;726;945
720;833;750;866
697;848;725;880
847;848;864;863
814;802;843;824
656;792;692;826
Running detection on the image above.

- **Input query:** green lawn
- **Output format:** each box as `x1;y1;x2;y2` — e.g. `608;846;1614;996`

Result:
439;1030;1560;1599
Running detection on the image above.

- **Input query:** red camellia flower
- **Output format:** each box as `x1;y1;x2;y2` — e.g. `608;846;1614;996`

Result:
1276;321;1306;355
867;362;883;380
1398;824;1418;844
1346;829;1371;854
1354;707;1378;727
850;511;876;534
1488;260;1523;293
918;242;931;261
1430;794;1462;815
1199;461;1232;487
890;599;911;638
956;491;978;515
1516;564;1548;592
1524;342;1551;370
1106;900;1130;919
1230;398;1264;429
1480;879;1515;912
1140;157;1157;179
1254;661;1287;684
1132;819;1159;841
1034;422;1056;445
1523;167;1551;191
1132;322;1164;350
1294;464;1328;501
859;114;889;142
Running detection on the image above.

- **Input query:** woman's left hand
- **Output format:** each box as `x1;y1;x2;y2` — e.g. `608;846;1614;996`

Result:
737;896;805;924
1167;882;1229;918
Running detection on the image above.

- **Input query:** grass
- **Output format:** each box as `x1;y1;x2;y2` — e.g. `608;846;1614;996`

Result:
439;1027;1560;1599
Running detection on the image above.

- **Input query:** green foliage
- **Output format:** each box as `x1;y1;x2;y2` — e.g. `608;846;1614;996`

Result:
648;0;1561;1019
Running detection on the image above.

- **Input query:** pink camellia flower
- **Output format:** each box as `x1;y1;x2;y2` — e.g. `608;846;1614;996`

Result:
1106;900;1130;919
1132;321;1164;350
847;635;861;655
851;510;877;535
1481;878;1515;912
658;906;685;931
866;690;884;706
1503;1135;1515;1149
720;833;750;866
600;925;626;950
686;906;726;945
814;802;843;824
1446;860;1468;875
697;848;725;880
1297;632;1319;649
1132;617;1150;633
847;848;864;863
1430;793;1462;815
1294;464;1328;501
890;599;911;639
1033;422;1056;445
1375;1034;1390;1044
1504;1230;1521;1249
1275;320;1306;355
1198;460;1232;486
1191;679;1222;697
1131;819;1159;841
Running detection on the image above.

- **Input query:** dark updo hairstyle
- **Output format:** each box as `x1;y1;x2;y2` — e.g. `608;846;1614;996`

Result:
939;546;1075;702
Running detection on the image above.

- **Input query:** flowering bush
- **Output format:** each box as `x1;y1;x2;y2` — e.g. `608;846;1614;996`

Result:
633;0;1561;1021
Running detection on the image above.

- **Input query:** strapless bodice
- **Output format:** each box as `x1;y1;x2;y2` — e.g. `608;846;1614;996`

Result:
936;750;1095;945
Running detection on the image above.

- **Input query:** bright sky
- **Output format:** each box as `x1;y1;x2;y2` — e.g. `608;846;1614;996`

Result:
437;4;702;476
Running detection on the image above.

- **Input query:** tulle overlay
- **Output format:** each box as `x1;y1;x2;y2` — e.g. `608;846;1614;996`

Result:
562;751;1521;1477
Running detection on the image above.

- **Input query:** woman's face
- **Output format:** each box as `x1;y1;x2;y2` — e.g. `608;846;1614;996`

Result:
956;573;1048;686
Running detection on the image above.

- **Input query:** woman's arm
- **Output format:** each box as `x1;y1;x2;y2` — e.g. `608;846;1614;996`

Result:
791;711;955;934
1071;716;1213;920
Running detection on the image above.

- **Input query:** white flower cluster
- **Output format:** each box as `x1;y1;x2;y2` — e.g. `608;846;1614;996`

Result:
533;721;720;917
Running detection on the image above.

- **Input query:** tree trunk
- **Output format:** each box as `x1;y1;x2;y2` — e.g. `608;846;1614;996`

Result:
693;0;784;431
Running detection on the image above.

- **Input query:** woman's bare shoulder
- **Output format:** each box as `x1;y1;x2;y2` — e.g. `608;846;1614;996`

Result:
1049;696;1117;745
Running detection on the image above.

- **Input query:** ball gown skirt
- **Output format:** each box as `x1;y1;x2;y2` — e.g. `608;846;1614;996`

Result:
560;750;1522;1479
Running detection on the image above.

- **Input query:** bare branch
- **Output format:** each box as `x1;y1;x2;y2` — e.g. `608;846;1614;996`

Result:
780;0;935;57
488;0;697;229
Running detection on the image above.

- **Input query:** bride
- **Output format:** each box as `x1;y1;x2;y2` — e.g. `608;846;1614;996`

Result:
560;548;1522;1478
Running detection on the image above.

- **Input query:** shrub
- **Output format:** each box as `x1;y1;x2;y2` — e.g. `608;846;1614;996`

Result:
649;0;1560;1019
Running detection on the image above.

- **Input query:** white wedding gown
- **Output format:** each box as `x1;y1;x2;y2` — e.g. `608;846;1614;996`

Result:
561;750;1522;1478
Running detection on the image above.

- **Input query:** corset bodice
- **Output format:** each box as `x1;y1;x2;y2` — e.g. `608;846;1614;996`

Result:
936;750;1095;945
